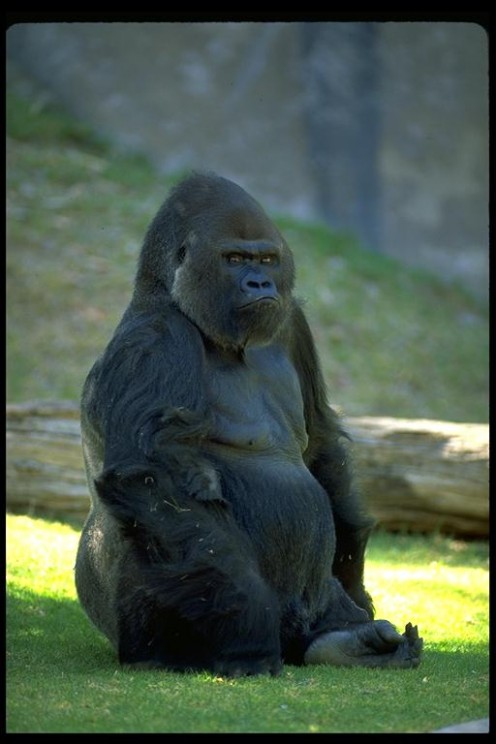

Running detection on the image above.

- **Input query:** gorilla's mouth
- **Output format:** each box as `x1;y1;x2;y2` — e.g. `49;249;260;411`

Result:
237;297;279;310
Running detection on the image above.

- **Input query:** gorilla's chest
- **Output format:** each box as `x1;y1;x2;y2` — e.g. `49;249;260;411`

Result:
205;345;332;593
205;344;308;458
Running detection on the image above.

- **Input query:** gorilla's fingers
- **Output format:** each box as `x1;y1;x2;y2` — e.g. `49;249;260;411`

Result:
403;623;424;655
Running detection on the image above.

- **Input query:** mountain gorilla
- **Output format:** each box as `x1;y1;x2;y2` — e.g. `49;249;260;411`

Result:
75;172;422;676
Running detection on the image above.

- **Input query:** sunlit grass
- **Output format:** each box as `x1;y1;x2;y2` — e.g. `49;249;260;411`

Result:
368;564;488;646
7;514;80;597
364;531;489;650
6;514;489;733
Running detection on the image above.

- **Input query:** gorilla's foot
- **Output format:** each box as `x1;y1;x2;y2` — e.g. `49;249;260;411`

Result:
304;620;423;669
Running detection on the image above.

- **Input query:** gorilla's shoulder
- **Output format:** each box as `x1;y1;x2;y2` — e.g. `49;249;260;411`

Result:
113;303;202;349
85;305;206;387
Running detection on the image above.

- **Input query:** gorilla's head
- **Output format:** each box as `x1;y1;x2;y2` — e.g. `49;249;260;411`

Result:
134;173;295;351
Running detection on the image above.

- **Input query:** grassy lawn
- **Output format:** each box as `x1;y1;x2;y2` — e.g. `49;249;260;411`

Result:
6;514;489;734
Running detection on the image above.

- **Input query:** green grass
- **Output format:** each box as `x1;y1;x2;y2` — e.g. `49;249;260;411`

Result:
6;84;489;422
6;514;489;733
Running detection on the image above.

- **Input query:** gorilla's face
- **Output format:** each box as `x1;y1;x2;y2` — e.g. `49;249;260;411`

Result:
139;174;295;350
171;227;294;350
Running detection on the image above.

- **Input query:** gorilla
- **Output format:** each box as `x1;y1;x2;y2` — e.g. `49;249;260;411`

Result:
75;172;422;676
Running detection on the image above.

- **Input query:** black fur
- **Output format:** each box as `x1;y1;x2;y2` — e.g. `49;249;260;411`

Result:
75;172;422;675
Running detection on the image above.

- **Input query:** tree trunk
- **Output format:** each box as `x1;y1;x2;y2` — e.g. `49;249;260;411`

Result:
6;401;489;537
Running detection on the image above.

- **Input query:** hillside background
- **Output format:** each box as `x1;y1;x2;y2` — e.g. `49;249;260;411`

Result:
7;20;489;296
6;19;489;423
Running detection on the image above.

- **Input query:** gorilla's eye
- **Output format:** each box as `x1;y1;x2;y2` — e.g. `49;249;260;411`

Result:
177;245;187;264
226;253;244;265
144;475;155;486
260;255;277;265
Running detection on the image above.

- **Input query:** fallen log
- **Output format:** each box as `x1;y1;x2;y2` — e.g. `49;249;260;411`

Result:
345;416;489;538
6;400;88;519
6;401;489;537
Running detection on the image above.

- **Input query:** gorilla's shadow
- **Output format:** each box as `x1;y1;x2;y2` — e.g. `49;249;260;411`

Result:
7;587;115;671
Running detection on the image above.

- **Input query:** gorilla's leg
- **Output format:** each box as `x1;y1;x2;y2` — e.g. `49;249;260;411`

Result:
305;621;423;669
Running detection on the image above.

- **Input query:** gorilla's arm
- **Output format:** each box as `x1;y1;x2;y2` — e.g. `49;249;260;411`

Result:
81;306;208;476
95;463;282;676
288;302;375;616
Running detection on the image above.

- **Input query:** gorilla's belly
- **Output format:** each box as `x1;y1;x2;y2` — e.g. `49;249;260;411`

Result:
207;447;335;600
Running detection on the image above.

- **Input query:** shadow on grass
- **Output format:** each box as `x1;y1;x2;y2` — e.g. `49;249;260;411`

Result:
7;587;116;674
368;529;489;569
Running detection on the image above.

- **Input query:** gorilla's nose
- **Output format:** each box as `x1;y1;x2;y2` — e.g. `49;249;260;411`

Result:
241;273;277;300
